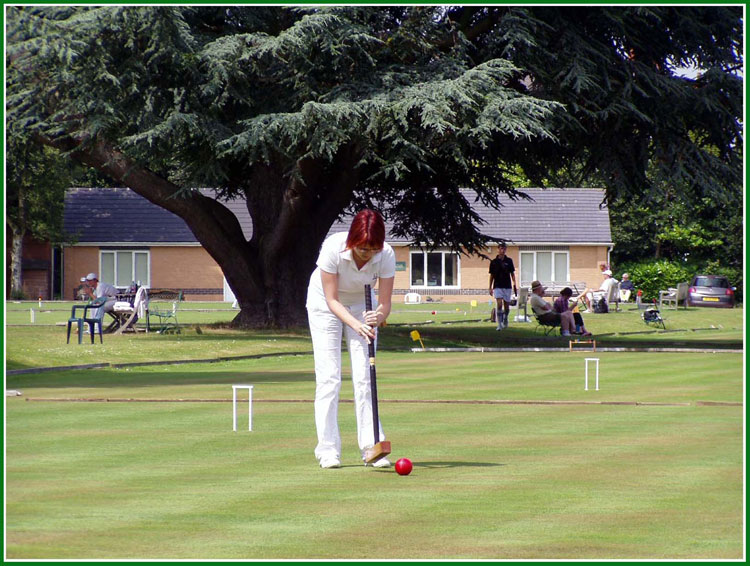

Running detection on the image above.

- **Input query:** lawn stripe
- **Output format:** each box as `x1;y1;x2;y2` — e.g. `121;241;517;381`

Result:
23;397;739;407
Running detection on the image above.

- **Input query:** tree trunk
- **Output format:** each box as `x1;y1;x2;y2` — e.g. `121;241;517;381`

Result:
43;134;359;327
8;184;26;298
9;223;25;298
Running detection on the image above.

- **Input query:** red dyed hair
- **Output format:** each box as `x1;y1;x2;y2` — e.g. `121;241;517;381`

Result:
346;209;385;250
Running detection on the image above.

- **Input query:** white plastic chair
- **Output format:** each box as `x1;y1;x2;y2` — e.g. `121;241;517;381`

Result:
404;292;422;304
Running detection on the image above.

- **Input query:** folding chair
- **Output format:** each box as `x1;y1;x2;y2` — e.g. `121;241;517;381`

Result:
147;290;183;334
534;313;561;336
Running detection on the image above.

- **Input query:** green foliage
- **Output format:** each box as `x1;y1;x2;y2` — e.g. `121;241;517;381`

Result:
4;6;744;325
610;193;743;267
6;6;743;252
5;135;73;243
616;260;693;302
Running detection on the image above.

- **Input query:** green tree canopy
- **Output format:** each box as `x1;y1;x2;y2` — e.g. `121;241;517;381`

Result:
6;6;743;326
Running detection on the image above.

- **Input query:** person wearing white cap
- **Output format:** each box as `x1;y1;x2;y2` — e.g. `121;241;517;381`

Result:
83;273;118;317
585;269;619;312
528;281;575;336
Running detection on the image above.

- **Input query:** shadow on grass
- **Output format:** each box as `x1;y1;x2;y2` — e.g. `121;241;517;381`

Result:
6;367;314;390
414;461;505;469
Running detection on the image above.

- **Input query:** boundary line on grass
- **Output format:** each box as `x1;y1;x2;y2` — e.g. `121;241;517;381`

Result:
21;397;741;407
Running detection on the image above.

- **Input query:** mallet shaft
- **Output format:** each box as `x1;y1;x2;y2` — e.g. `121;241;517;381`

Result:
364;284;379;446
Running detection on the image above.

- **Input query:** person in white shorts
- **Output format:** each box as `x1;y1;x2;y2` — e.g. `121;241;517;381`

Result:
306;210;396;469
488;244;517;330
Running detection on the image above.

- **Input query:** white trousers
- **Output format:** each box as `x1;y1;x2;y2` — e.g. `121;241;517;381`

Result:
307;303;385;461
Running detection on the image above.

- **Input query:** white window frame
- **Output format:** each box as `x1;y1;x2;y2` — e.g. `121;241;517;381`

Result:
100;249;151;289
409;249;461;289
519;249;569;284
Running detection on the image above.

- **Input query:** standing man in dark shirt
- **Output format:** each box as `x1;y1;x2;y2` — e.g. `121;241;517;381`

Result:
488;244;517;331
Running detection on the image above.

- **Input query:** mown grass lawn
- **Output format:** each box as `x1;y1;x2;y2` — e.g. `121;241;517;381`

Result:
3;300;743;370
4;301;745;559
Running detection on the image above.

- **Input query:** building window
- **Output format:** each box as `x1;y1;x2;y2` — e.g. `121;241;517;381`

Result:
100;250;150;288
410;250;459;288
520;250;569;284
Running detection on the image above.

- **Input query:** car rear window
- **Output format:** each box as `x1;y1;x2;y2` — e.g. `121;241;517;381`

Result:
694;276;729;288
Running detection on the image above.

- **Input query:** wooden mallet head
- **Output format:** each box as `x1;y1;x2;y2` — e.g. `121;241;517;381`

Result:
364;440;391;464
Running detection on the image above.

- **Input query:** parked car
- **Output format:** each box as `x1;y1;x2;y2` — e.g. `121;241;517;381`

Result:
687;275;736;308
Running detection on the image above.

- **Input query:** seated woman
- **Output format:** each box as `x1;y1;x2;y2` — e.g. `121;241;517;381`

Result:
553;287;593;337
529;280;576;337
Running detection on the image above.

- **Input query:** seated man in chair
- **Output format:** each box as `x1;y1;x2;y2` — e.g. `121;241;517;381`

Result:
529;280;576;336
83;273;117;318
619;272;635;302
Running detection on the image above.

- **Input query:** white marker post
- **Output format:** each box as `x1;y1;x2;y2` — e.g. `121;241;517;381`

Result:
584;358;600;391
232;385;254;431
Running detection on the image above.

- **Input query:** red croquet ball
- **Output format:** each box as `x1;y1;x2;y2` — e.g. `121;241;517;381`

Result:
431;310;436;315
395;458;413;476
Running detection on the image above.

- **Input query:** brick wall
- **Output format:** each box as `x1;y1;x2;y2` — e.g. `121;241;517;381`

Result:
64;243;612;303
64;246;225;301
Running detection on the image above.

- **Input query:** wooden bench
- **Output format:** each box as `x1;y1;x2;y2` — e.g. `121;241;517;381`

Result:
521;281;588;295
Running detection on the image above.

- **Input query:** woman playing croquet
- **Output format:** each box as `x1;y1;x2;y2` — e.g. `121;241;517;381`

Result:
306;209;396;469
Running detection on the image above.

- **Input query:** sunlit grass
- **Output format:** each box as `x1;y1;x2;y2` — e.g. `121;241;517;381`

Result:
5;350;743;559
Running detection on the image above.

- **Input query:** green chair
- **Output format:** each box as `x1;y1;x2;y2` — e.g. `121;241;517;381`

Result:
67;297;107;344
83;297;108;344
66;304;88;344
146;290;183;334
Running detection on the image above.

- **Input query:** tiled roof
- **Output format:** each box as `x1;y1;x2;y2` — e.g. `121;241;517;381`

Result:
63;188;251;243
329;188;612;245
64;187;611;245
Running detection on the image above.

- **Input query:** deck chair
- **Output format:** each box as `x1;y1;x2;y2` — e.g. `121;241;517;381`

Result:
514;287;531;322
113;287;148;335
608;282;623;312
147;290;183;334
659;282;689;310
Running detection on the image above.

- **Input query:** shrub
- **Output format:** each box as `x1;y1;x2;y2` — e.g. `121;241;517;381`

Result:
616;260;693;302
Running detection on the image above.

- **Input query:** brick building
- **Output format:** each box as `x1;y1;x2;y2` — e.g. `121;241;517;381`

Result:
61;187;613;302
5;228;56;300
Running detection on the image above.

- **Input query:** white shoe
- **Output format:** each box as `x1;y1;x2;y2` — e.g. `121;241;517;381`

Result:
319;456;341;469
561;331;571;336
365;458;391;468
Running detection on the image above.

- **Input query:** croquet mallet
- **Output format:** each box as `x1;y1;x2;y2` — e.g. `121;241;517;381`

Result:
363;284;391;464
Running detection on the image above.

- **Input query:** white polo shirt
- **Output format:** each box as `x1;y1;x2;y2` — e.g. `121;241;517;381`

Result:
306;232;396;309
